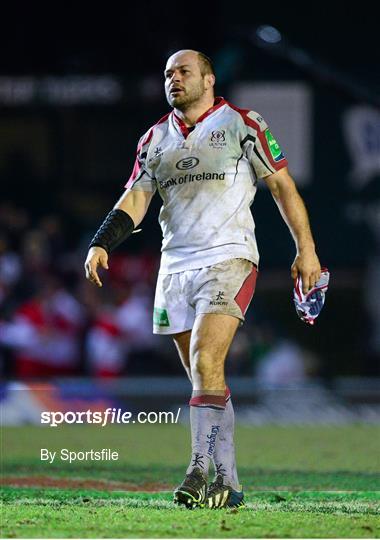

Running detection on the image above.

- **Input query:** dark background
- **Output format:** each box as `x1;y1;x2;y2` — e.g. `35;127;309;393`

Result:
2;4;379;77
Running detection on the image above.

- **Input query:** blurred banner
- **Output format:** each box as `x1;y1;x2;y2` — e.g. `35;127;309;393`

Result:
231;82;313;185
2;378;380;426
0;76;123;105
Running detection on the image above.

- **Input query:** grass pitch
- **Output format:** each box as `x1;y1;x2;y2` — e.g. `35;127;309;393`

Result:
1;424;380;538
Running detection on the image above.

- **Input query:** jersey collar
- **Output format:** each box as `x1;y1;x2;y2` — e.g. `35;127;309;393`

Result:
172;96;226;138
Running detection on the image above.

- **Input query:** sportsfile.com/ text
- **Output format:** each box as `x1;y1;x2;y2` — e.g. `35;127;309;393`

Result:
40;408;181;427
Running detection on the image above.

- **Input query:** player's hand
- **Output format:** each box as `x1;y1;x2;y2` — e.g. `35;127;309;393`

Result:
291;249;321;294
84;246;109;287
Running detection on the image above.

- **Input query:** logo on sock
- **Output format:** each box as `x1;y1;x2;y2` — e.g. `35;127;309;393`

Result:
215;463;227;477
206;425;220;456
191;453;205;468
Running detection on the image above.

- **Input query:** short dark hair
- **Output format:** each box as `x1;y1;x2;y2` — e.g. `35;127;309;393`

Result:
197;52;215;77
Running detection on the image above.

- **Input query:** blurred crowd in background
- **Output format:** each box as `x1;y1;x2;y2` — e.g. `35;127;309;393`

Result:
0;202;159;378
0;202;322;381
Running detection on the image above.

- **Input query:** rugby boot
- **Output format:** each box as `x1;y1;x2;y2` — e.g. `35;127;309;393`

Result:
207;474;245;508
173;467;208;509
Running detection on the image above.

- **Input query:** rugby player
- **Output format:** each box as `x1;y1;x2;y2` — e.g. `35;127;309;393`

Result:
84;49;321;509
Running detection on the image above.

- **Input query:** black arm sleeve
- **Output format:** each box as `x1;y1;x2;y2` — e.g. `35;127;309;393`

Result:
89;209;135;254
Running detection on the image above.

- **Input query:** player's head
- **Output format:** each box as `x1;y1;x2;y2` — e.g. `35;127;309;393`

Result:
164;49;215;110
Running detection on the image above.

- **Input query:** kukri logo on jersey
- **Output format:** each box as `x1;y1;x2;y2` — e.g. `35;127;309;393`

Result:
148;146;164;163
209;291;228;306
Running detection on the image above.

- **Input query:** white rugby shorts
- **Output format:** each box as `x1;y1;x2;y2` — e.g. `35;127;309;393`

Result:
153;258;257;334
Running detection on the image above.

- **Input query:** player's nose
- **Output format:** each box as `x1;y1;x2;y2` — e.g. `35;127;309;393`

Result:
170;70;182;83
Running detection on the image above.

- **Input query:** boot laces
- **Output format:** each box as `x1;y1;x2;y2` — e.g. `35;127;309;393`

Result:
184;467;205;489
208;474;225;495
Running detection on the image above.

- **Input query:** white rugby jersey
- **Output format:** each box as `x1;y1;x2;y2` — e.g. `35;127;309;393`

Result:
125;97;288;274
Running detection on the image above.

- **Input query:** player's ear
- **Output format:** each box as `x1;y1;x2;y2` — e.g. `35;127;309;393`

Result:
204;73;215;90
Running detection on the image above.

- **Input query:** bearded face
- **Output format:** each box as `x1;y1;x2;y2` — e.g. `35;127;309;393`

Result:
165;75;207;110
164;54;209;111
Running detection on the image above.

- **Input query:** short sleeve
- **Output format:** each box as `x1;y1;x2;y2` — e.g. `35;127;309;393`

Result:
241;110;288;179
125;132;157;193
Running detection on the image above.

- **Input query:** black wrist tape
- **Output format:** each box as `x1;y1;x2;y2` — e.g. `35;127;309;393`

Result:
89;209;134;254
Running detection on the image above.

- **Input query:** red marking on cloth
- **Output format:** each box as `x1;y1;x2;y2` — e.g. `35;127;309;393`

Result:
126;158;142;188
296;268;329;301
172;113;189;138
227;101;288;172
306;284;327;300
234;265;258;315
294;275;303;302
173;97;226;139
225;386;231;402
189;394;226;408
193;96;226;122
125;113;170;188
137;128;154;153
